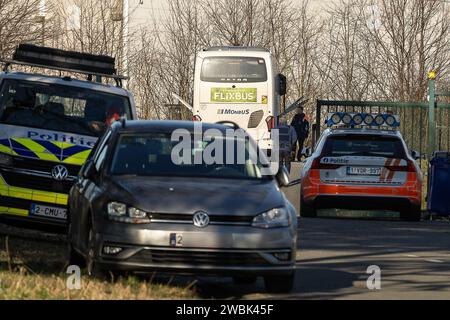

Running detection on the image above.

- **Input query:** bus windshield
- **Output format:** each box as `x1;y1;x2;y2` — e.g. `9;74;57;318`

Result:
0;79;131;137
201;57;267;83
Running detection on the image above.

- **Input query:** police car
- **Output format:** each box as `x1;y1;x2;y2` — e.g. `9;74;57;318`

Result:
0;44;136;229
300;112;422;221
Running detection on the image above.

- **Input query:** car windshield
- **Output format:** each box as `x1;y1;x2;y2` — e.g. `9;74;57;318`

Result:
0;79;131;137
201;57;267;83
110;133;268;180
322;135;406;158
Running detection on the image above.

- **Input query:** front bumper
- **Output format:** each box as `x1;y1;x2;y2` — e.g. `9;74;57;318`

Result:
98;247;295;276
0;169;69;228
94;222;297;276
0;212;67;232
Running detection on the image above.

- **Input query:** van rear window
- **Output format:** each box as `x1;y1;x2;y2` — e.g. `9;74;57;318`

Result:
322;135;406;158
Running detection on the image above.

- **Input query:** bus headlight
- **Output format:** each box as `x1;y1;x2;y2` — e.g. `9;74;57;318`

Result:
252;207;291;229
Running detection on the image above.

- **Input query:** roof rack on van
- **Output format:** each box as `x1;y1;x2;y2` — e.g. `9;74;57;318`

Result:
0;44;127;88
204;46;270;52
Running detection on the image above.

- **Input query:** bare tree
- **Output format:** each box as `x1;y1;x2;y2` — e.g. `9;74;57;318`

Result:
10;0;444;125
323;0;450;102
49;0;136;77
148;0;208;120
128;29;161;119
0;0;51;58
372;0;450;101
201;0;262;46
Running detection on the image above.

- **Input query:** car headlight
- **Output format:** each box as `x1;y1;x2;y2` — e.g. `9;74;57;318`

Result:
0;153;13;167
107;202;127;217
252;207;291;229
128;207;147;219
107;202;150;224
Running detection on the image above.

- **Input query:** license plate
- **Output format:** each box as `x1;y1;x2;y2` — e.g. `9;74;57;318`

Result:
30;204;67;220
170;233;183;247
347;166;381;176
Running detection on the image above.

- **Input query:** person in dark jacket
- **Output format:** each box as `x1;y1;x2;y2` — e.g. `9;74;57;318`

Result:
278;116;297;172
290;106;310;161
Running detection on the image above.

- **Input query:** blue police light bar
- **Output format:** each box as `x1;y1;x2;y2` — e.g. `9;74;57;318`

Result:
326;112;400;128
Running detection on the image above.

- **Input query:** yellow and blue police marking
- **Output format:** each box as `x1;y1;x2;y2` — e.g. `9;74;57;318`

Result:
0;138;93;218
0;138;92;165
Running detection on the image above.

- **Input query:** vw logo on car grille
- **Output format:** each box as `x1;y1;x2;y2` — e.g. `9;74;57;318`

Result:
193;211;210;228
52;165;69;181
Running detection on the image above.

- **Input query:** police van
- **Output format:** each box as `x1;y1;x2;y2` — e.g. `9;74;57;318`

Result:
192;46;286;156
0;44;136;228
300;112;423;221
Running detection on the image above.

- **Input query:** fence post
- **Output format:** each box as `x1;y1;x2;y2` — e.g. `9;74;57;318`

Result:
314;100;321;147
428;72;437;158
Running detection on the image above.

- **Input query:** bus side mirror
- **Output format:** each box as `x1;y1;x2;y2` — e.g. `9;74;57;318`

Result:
277;74;287;96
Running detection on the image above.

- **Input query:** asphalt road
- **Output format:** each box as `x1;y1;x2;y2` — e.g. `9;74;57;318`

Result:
195;217;450;299
195;162;450;299
1;162;449;299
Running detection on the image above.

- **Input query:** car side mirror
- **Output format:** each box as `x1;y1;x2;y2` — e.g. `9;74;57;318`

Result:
277;73;287;96
410;150;420;160
82;159;97;180
302;147;312;158
276;165;290;187
287;178;301;187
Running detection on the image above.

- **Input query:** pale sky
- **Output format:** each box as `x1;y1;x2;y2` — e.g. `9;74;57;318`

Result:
128;0;333;31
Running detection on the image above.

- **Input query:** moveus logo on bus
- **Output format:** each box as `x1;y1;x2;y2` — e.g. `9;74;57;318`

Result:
217;109;250;115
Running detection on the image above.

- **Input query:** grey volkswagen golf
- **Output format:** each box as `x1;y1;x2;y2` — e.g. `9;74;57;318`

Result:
67;120;298;293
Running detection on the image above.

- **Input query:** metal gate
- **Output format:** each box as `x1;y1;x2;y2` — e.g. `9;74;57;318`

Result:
429;72;450;157
313;98;450;162
314;100;428;159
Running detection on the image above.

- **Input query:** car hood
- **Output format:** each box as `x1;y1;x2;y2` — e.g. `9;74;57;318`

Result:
107;176;284;216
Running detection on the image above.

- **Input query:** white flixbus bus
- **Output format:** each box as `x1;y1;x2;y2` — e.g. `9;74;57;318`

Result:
192;46;286;155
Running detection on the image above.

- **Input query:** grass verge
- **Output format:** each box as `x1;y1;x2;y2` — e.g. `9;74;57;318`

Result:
0;228;198;300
